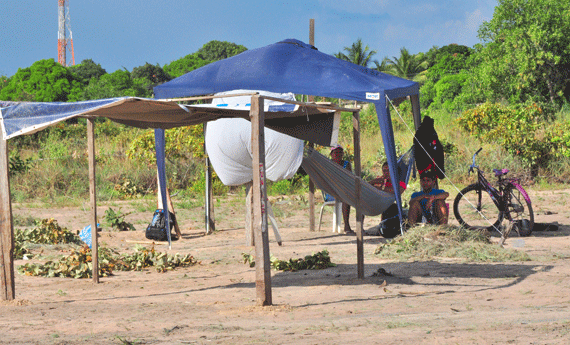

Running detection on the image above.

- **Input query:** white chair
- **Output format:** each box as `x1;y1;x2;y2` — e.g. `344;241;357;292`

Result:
318;192;342;232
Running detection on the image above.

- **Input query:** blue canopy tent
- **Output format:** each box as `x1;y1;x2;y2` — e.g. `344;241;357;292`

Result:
0;39;422;304
154;39;422;305
154;39;422;235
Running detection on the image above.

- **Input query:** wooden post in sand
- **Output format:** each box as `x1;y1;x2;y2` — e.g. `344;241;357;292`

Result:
352;110;364;279
250;95;272;306
0;137;15;300
308;18;316;231
87;119;99;283
204;124;215;235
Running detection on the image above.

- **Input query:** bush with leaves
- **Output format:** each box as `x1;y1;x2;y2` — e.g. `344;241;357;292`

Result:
14;241;30;260
163;53;210;78
457;102;567;176
18;245;198;278
104;208;135;231
113;179;146;199
0;59;83;102
126;125;205;163
15;218;82;245
196;40;247;62
83;69;149;100
18;245;113;278
242;250;336;271
69;59;107;85
8;152;33;176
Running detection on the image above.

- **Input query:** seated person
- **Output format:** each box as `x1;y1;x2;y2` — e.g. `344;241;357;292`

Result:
330;145;354;235
369;162;407;238
408;171;449;226
369;162;406;195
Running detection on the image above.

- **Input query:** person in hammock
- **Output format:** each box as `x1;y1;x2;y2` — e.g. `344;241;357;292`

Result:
329;145;355;235
408;170;449;226
369;162;406;195
369;162;407;237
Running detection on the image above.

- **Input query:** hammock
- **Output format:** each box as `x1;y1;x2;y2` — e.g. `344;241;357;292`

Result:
301;147;414;217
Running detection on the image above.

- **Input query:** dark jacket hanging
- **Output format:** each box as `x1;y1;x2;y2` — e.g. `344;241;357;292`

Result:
413;116;445;179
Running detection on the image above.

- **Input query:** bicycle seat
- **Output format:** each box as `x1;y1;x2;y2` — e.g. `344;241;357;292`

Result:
493;168;509;177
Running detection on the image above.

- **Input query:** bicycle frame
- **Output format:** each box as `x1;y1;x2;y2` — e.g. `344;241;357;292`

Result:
464;149;533;232
469;149;504;212
475;170;502;210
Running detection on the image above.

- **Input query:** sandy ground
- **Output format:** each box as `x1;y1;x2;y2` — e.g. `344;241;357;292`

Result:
1;188;570;345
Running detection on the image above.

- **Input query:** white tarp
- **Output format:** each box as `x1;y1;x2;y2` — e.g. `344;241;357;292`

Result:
205;90;304;186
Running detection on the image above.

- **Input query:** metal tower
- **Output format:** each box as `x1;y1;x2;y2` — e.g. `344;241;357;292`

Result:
57;0;75;67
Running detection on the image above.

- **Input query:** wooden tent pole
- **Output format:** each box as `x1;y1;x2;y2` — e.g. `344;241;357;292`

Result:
308;18;316;231
166;189;182;239
308;151;315;232
0;137;15;300
250;95;272;306
352;110;364;279
87;119;99;283
204;123;215;234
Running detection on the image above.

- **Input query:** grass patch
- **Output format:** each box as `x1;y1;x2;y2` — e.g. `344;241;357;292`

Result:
374;225;531;262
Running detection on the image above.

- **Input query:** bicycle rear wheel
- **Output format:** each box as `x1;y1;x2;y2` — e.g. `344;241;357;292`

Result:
505;183;534;237
453;183;503;231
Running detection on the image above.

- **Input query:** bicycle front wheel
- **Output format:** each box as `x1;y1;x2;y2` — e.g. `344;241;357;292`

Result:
454;184;503;231
505;183;534;237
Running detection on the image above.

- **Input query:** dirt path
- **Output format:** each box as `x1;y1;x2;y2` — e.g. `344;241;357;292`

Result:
1;190;570;344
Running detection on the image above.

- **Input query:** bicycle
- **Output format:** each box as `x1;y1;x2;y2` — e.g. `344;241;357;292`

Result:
453;148;534;241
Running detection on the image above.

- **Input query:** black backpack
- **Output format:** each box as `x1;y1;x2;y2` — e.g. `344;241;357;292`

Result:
145;209;176;241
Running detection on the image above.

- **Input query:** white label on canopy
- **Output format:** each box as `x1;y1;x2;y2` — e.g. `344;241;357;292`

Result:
366;92;380;100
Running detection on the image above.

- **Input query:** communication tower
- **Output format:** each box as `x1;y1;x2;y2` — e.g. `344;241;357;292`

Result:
57;0;75;67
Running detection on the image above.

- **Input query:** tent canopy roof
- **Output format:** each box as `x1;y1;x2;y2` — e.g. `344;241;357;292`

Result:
154;39;419;102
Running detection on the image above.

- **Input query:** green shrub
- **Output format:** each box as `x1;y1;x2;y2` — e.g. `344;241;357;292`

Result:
457;102;569;176
104;208;135;231
15;218;81;245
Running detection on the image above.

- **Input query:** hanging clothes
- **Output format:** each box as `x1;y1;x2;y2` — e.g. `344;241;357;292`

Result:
413;116;445;179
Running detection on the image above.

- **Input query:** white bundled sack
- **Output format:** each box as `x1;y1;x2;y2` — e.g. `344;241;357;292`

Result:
205;90;304;186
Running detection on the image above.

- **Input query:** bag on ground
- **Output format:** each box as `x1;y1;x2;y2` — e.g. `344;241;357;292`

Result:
145;209;175;241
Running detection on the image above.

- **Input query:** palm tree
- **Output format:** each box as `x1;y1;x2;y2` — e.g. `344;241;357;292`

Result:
335;38;378;68
373;58;393;73
385;47;427;80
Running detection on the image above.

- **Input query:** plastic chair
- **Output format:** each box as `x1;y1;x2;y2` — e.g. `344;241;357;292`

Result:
318;192;342;232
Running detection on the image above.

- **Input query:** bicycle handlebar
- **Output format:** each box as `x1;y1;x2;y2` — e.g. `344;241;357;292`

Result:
469;148;483;174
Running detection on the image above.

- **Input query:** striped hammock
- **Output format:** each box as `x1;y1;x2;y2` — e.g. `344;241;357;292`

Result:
301;147;414;217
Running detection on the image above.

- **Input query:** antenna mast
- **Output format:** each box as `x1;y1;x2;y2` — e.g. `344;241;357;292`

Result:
57;0;75;67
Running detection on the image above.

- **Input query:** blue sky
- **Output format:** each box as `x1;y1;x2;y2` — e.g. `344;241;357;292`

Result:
0;0;497;77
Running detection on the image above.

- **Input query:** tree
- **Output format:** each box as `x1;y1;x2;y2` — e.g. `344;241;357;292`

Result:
472;0;570;106
373;58;392;73
196;40;247;62
163;53;209;78
69;59;107;85
83;69;148;99
335;38;377;67
0;59;83;102
0;75;8;93
131;63;172;84
384;47;427;80
419;44;474;110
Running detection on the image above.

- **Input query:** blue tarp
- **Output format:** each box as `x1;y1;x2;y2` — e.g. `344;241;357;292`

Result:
1;97;337;144
154;38;420;228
